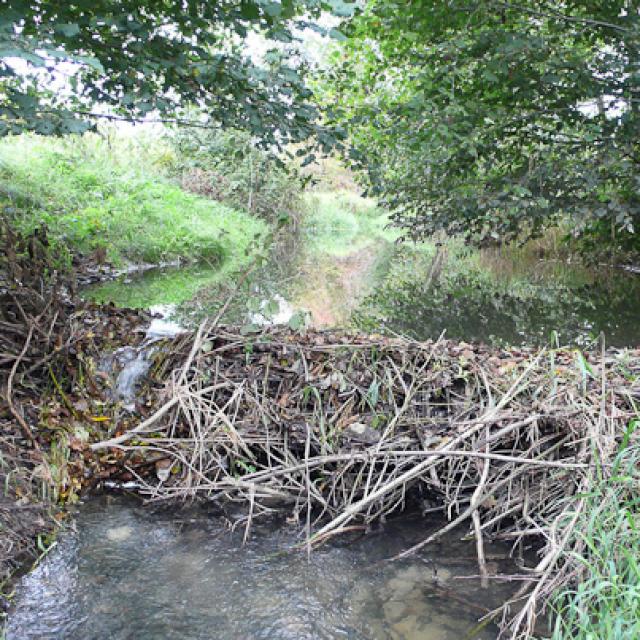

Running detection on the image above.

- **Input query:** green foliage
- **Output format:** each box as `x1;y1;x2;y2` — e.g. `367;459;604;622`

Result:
168;127;305;223
0;133;267;265
548;431;640;639
0;0;353;150
302;190;397;256
323;1;640;252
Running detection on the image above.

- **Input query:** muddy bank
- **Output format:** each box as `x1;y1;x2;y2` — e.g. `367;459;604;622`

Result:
0;298;153;610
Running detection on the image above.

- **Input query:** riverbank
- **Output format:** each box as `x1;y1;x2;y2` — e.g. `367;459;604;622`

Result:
81;189;397;330
0;217;159;613
0;134;268;269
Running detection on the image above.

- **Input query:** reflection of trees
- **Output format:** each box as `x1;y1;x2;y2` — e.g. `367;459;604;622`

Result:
355;272;640;347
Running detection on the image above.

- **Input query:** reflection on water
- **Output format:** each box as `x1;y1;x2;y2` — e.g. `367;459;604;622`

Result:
7;497;521;640
81;224;640;348
355;248;640;347
82;263;224;309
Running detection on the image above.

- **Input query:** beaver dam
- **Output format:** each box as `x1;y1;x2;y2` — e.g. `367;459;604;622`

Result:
62;319;634;638
2;234;639;638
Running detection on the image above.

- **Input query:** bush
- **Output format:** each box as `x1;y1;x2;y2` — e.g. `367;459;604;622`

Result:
168;128;305;225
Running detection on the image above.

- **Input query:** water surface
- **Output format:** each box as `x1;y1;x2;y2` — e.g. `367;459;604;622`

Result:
81;194;640;347
355;246;640;347
7;497;521;640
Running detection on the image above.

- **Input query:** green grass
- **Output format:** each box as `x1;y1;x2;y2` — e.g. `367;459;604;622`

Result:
302;190;399;256
0;133;267;266
548;426;640;639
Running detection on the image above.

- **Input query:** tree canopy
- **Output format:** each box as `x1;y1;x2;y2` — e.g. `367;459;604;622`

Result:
0;0;353;147
324;1;640;245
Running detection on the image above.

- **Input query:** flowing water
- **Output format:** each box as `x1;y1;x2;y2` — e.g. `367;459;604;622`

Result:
7;497;524;640
22;193;637;640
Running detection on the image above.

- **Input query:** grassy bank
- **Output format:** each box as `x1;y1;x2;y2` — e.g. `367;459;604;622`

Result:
0;133;267;267
84;189;399;324
548;430;640;639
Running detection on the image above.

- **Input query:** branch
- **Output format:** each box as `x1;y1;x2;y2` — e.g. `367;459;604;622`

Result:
490;1;632;34
35;109;222;130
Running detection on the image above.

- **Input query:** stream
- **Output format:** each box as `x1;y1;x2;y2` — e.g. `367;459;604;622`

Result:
82;236;640;348
8;192;639;639
7;497;522;640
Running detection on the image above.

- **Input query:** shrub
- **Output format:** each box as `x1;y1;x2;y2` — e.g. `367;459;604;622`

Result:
168;128;305;225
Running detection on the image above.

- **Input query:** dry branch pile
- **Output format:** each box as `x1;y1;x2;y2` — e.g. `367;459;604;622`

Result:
1;223;73;598
0;223;150;603
92;321;640;638
0;223;75;449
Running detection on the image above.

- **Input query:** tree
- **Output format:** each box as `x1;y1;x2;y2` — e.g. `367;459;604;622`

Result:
324;1;640;247
0;0;354;148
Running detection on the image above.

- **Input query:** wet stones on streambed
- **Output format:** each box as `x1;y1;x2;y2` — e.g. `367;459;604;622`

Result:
352;563;482;640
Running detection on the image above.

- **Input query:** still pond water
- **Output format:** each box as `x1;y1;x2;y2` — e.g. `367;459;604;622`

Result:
82;242;640;348
8;497;522;640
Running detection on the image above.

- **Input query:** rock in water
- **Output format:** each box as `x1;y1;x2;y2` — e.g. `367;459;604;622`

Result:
106;526;133;542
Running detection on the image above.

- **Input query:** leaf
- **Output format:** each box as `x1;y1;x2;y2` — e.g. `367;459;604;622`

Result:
240;323;261;335
366;379;380;407
262;2;282;17
328;28;348;42
264;298;280;317
288;311;307;332
56;23;81;37
325;0;357;17
300;153;316;167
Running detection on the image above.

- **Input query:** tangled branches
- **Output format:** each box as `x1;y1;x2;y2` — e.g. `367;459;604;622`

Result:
0;222;149;604
92;321;639;637
0;223;74;447
0;222;68;603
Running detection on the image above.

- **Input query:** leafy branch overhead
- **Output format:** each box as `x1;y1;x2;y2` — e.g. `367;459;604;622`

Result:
0;0;354;149
323;0;640;244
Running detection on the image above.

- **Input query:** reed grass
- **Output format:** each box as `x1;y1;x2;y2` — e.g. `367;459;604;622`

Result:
548;422;640;640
